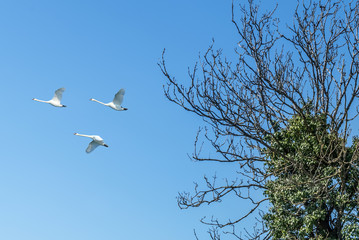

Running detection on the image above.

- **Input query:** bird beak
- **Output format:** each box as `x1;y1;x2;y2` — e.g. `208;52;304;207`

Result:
124;108;128;111
104;144;109;147
62;105;67;107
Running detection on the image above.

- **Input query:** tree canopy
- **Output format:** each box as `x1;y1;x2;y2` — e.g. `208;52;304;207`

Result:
264;111;359;239
159;0;359;239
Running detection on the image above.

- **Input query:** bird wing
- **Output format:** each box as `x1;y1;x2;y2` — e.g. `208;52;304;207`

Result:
86;140;100;153
112;89;125;106
52;88;65;103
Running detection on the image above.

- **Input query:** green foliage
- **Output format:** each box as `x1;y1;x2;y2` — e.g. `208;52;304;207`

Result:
263;113;359;239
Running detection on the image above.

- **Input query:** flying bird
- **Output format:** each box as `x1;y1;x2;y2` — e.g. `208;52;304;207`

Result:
90;88;128;111
74;133;109;153
32;87;67;107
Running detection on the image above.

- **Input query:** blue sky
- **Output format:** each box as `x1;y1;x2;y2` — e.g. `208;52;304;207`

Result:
0;1;299;239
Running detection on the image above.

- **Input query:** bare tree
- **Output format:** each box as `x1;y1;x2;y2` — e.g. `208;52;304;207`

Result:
159;0;359;239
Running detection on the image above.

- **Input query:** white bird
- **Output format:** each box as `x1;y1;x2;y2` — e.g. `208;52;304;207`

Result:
90;89;128;111
32;87;67;107
74;133;109;153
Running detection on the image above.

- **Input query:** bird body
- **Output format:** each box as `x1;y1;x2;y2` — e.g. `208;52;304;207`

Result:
33;88;66;107
90;89;127;111
74;133;109;153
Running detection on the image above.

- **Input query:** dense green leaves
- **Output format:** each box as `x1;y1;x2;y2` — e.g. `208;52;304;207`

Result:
263;113;359;239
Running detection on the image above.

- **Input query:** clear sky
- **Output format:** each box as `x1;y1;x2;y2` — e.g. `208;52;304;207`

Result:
0;1;299;239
